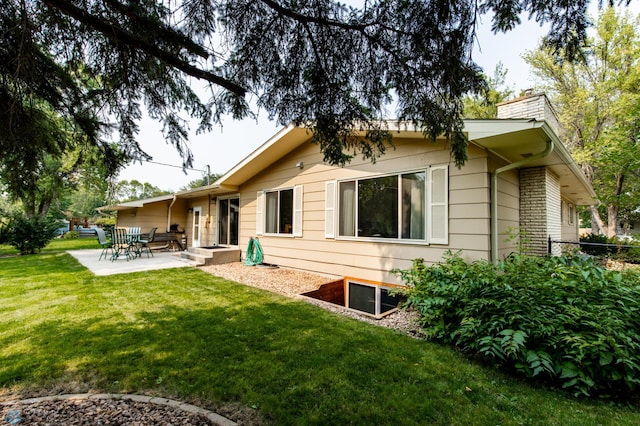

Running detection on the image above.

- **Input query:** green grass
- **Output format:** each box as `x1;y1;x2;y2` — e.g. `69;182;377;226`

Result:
1;249;639;424
0;237;99;256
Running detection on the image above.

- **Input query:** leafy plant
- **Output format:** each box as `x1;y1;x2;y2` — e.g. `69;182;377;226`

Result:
396;251;640;398
0;213;59;254
63;231;79;239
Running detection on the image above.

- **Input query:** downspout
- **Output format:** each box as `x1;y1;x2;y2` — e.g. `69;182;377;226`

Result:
491;139;554;263
167;195;177;232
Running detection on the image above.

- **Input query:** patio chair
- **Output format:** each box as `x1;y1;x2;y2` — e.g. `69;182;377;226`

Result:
96;228;113;261
138;227;157;258
111;227;132;261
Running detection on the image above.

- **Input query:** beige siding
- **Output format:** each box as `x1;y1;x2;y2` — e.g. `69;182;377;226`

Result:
115;200;187;234
184;196;217;248
238;138;493;286
561;198;579;242
497;169;520;259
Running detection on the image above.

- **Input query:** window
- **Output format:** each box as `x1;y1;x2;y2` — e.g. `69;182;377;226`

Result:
330;166;447;243
347;281;401;317
568;204;575;225
256;186;303;236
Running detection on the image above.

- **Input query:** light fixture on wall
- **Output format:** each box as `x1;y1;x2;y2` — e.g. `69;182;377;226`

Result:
187;208;193;213
210;196;217;204
295;161;304;169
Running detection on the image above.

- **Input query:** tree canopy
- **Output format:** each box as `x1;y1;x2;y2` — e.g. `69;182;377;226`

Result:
1;0;632;184
525;7;640;236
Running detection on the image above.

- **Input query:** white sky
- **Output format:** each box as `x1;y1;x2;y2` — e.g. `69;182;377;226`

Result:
117;2;637;191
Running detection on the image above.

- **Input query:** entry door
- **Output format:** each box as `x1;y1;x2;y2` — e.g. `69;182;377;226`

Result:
192;206;202;248
218;197;239;245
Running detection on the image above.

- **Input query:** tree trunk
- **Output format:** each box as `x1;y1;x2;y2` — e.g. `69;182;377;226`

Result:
590;205;606;235
606;173;625;237
607;204;619;237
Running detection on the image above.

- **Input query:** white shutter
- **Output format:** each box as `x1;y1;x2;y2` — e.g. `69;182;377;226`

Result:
256;191;264;235
429;165;448;244
293;185;303;237
325;181;336;238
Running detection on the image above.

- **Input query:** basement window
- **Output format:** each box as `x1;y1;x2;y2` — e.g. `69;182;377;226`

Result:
347;281;401;318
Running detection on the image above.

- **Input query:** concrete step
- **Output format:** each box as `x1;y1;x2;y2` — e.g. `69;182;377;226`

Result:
179;247;241;266
179;251;206;266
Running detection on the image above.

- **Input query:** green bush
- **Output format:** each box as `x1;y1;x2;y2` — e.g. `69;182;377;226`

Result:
63;230;80;239
395;252;640;398
579;233;640;264
579;233;610;256
0;213;59;254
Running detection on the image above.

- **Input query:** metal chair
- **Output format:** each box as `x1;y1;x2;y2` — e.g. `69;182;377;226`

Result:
96;228;113;261
138;227;157;258
111;228;132;261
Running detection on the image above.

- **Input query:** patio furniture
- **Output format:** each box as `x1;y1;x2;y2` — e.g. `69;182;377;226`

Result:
138;227;157;258
126;227;142;258
96;228;113;261
111;228;133;261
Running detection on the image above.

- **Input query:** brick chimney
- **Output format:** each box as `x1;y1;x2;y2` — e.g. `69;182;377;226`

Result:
496;90;560;135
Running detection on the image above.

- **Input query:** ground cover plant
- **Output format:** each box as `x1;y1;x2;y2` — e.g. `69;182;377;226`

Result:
396;252;640;399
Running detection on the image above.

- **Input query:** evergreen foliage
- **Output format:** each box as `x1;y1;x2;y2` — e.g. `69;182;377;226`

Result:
1;0;624;174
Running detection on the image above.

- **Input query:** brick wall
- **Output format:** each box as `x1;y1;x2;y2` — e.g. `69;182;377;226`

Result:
519;167;561;255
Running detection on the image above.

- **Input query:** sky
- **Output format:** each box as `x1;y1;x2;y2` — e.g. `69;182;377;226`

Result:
116;2;635;191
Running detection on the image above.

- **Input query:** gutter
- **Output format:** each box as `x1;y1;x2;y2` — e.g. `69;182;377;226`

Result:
490;131;554;263
167;195;177;232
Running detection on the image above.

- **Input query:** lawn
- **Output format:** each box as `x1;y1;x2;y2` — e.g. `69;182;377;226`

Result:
1;241;639;425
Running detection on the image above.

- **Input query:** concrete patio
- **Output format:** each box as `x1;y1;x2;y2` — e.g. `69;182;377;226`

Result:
68;249;200;276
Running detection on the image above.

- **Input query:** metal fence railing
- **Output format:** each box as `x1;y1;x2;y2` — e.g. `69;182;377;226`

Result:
548;236;638;257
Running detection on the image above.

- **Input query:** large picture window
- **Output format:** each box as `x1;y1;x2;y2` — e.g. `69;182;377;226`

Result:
338;171;426;240
327;165;447;244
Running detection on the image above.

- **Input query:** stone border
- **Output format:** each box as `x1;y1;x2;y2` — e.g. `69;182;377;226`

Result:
0;393;236;426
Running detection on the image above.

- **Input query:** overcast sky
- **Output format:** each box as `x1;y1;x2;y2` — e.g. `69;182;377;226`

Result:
117;3;637;191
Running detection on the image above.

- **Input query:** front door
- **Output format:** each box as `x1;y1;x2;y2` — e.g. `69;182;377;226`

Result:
192;206;202;248
218;197;239;245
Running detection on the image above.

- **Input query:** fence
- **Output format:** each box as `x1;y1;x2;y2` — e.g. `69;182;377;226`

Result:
548;236;638;258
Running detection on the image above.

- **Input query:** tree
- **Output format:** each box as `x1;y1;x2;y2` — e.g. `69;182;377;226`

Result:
463;63;514;119
1;0;631;183
181;173;223;190
524;7;640;236
111;180;170;203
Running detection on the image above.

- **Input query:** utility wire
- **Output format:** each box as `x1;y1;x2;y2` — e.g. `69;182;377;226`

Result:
143;160;209;173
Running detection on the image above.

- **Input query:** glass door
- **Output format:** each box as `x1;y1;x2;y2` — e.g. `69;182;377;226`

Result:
218;197;239;245
192;206;202;247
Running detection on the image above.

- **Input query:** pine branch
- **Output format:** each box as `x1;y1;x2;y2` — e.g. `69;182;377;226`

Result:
44;0;247;97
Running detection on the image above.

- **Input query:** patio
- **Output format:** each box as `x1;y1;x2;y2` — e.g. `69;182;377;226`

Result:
68;249;200;276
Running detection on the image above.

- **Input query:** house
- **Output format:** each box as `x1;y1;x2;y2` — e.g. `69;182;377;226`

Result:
102;93;596;315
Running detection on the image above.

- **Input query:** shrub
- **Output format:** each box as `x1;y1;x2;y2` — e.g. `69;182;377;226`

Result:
579;233;640;264
63;230;80;239
579;233;610;256
0;213;59;254
395;252;640;398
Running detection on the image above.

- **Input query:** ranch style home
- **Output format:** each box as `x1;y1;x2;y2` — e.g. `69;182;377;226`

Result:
101;93;597;315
